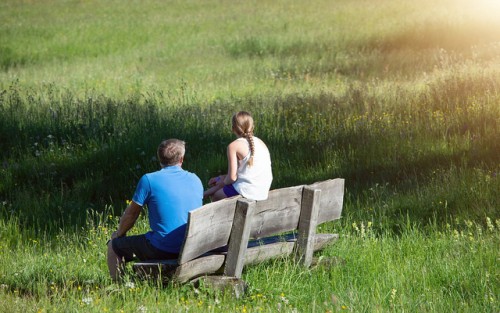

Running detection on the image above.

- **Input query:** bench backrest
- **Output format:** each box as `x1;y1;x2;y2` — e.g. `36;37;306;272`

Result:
249;185;304;239
177;179;344;265
307;178;344;224
178;196;241;264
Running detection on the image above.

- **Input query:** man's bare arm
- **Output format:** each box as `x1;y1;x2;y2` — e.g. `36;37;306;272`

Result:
112;201;142;238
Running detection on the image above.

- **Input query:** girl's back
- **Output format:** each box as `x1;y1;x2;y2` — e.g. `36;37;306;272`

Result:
233;136;272;201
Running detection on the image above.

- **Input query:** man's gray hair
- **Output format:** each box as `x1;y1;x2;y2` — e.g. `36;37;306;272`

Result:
157;139;186;167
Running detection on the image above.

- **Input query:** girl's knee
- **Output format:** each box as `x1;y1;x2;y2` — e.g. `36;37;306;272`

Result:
212;189;228;202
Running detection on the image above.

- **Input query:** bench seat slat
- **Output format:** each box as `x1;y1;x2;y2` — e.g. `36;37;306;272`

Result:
245;241;295;265
243;232;339;265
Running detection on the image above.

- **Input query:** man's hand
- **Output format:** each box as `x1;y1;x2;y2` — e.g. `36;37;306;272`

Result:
208;176;220;187
208;175;227;187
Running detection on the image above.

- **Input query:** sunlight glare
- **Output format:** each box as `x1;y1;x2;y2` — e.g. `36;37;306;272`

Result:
468;0;500;20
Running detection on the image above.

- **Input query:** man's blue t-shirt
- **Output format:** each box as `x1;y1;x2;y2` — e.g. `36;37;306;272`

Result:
132;165;203;254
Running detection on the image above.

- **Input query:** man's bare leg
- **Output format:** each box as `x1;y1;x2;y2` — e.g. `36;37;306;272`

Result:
107;240;124;281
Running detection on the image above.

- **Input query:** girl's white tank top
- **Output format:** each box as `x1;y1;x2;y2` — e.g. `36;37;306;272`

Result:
232;137;273;201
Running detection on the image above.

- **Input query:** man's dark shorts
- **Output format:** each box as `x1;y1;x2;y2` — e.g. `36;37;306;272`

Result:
111;234;178;262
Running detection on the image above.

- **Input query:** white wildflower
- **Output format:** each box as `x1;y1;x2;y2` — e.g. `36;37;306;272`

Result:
82;297;93;305
125;281;135;289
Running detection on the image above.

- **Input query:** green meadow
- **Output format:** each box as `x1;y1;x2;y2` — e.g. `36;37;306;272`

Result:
0;0;499;312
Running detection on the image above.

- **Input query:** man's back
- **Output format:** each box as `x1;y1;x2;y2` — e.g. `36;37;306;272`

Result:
133;165;203;253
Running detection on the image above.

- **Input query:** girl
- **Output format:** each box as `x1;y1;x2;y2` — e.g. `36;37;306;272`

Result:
204;111;272;201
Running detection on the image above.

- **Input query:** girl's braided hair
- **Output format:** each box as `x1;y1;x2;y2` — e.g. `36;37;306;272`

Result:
232;111;255;167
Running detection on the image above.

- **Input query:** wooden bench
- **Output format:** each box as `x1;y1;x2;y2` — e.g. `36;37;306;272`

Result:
133;178;344;286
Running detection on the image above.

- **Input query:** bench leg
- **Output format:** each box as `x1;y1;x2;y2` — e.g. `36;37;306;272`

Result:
224;199;255;278
296;187;321;267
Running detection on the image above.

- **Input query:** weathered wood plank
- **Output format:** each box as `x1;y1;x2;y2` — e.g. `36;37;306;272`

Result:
250;186;303;239
224;199;255;278
179;196;241;264
244;241;295;265
174;254;226;283
308;179;344;224
296;187;321;267
242;232;339;266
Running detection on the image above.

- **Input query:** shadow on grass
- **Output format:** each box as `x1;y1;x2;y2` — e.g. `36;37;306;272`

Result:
0;87;498;234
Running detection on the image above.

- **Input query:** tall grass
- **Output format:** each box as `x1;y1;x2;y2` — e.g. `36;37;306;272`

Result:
1;0;499;311
0;210;498;312
1;71;497;229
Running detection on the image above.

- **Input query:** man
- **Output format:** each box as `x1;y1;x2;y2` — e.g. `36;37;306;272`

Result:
107;139;203;280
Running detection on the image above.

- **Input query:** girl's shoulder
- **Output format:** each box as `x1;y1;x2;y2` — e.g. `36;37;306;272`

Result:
230;137;247;145
228;138;247;148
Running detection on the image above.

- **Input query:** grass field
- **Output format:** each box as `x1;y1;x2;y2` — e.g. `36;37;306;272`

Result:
0;0;499;312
